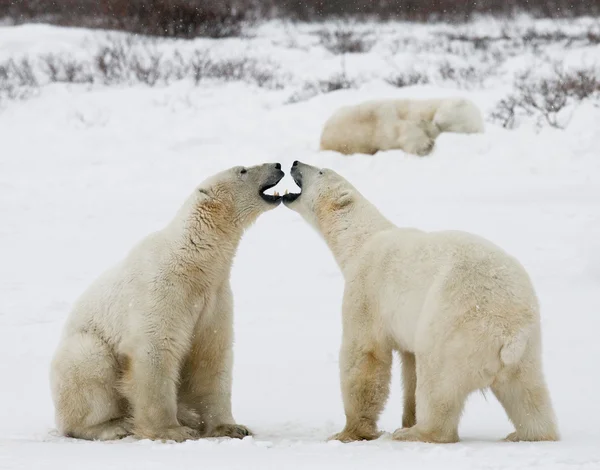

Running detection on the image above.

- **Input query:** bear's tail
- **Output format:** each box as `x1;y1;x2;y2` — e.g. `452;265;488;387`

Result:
500;326;531;366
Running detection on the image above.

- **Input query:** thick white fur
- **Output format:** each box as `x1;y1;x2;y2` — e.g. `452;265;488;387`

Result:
284;162;558;444
50;163;283;442
319;98;484;156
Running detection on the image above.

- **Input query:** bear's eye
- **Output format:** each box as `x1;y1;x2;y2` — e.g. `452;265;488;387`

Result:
240;168;247;175
319;171;323;175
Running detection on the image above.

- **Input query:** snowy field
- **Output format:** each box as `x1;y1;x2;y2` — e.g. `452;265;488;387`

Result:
1;18;600;470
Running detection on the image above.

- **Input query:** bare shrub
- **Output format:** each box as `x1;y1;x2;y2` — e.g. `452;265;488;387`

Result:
287;71;357;104
0;34;286;106
522;27;569;46
131;52;163;87
491;66;600;128
191;54;282;89
490;95;519;129
42;54;94;84
1;58;38;88
556;67;600;100
317;25;375;54
190;51;211;85
42;55;61;82
95;41;130;85
317;72;356;92
205;58;250;81
241;61;283;89
586;28;600;44
0;81;31;104
444;25;600;53
64;60;93;83
165;51;190;82
443;32;495;50
0;59;38;105
215;58;281;88
92;38;197;87
385;70;429;88
438;61;491;89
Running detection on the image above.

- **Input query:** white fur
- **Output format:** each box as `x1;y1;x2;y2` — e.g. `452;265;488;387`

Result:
50;163;283;442
284;162;558;443
319;98;484;156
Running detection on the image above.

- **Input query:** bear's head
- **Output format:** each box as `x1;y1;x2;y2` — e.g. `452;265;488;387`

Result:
192;162;284;230
282;161;355;229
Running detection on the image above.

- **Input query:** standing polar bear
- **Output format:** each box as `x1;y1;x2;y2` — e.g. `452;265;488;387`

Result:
320;98;484;156
50;163;284;442
283;162;558;443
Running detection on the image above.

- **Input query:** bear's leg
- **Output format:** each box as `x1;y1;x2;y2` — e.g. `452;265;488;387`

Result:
65;418;132;441
491;362;559;442
176;403;203;432
119;308;201;442
394;120;435;156
328;329;393;442
400;351;417;429
51;333;131;441
179;282;251;439
393;356;467;443
122;346;201;442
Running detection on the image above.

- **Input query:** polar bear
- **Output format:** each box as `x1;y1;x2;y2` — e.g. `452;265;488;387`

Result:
283;161;558;443
50;163;284;442
319;98;484;156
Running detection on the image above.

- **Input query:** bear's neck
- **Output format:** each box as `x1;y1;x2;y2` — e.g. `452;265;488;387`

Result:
317;198;394;274
166;199;244;282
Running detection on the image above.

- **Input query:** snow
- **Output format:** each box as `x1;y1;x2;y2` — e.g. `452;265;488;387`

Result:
1;19;600;470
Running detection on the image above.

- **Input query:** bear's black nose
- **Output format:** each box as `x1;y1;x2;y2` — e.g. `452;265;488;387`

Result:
292;161;299;167
274;163;281;170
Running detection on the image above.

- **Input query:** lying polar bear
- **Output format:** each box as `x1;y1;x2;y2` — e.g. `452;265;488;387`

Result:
283;162;558;443
50;163;284;442
320;98;484;156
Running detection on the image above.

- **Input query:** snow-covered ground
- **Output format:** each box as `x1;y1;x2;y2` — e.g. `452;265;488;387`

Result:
1;19;600;470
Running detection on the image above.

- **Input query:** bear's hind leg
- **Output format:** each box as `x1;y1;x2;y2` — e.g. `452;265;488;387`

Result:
51;333;130;441
491;356;559;442
393;355;468;443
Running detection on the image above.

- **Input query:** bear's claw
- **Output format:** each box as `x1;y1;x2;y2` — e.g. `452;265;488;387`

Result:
210;424;252;439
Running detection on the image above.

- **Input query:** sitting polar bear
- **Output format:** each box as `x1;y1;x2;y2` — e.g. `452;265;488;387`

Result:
283;161;558;444
319;98;484;156
50;163;284;442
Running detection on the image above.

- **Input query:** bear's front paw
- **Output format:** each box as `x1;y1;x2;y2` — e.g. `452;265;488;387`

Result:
210;424;252;439
503;431;558;442
135;425;201;443
414;138;435;156
392;426;458;444
392;427;422;442
328;428;381;443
